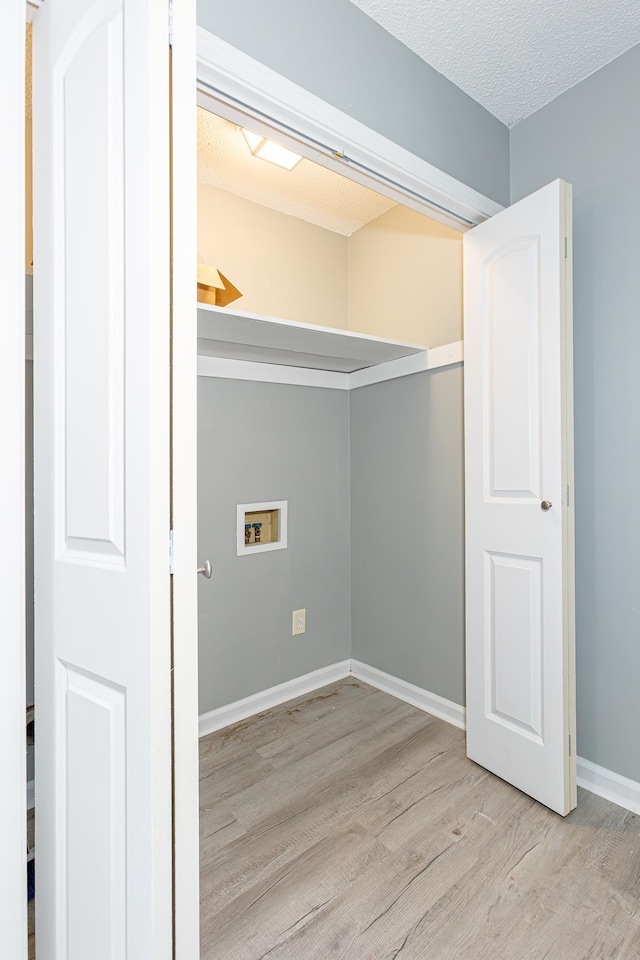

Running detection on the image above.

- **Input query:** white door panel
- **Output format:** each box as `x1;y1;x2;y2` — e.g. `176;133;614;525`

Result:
464;179;576;816
484;237;543;499
33;0;173;955
487;551;543;740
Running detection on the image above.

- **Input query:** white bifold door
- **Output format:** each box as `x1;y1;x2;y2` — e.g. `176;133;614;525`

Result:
32;0;194;955
464;179;576;816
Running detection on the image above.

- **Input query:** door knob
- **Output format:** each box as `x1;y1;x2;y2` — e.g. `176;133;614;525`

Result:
540;500;552;511
197;560;212;579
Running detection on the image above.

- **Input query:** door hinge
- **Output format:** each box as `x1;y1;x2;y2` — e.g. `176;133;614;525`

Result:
169;529;175;575
568;734;572;757
564;237;568;259
168;0;173;46
566;484;570;507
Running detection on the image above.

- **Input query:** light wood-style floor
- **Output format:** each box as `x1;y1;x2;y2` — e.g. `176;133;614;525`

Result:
199;679;640;960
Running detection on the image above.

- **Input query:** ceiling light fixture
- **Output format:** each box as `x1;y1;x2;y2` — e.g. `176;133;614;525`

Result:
241;128;302;171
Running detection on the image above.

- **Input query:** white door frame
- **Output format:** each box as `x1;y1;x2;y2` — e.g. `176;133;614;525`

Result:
169;30;507;950
194;30;503;233
170;1;201;956
173;30;510;932
1;1;27;955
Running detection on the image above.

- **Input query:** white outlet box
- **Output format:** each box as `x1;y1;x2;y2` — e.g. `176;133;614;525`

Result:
292;609;306;636
237;500;288;556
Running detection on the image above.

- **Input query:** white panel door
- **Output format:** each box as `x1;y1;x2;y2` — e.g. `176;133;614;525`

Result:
464;179;576;816
33;0;173;956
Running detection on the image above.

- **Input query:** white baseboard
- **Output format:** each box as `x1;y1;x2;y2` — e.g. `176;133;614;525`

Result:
350;659;466;730
196;661;640;817
576;756;640;815
198;660;351;738
27;779;34;811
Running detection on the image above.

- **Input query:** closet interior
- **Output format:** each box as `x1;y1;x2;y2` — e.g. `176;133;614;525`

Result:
194;104;466;724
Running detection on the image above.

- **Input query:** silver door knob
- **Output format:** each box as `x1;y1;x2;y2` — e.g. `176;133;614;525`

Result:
197;560;212;579
540;500;552;511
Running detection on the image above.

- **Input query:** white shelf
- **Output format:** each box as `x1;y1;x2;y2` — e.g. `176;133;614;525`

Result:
197;303;428;374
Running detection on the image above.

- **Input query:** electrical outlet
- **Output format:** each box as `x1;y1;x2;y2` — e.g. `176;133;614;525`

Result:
292;608;306;636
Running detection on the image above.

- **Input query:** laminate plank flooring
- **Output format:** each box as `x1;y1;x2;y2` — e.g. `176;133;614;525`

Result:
200;679;640;960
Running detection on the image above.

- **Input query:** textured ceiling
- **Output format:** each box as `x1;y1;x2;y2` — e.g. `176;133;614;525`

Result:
197;109;396;235
348;0;640;127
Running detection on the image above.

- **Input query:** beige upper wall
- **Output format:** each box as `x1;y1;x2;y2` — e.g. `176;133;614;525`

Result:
198;182;349;329
347;205;463;347
198;183;463;345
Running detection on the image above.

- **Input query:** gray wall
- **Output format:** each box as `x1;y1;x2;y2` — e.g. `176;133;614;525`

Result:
197;378;352;713
26;279;34;783
25;362;33;705
350;368;465;704
510;44;640;783
198;369;464;714
196;0;510;206
25;277;34;707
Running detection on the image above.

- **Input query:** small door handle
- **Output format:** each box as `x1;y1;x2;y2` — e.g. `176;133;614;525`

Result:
540;500;552;511
197;560;212;579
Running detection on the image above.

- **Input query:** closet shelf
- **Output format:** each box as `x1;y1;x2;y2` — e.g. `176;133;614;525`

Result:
197;303;427;374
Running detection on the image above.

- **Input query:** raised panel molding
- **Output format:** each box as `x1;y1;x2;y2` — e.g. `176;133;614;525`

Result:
54;1;126;568
485;551;543;742
57;661;126;958
483;237;541;501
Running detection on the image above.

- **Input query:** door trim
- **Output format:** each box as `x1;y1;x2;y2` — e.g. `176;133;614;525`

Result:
195;29;503;231
169;26;506;960
1;2;27;954
170;0;200;956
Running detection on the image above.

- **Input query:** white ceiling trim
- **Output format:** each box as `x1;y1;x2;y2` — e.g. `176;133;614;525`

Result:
196;29;503;229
